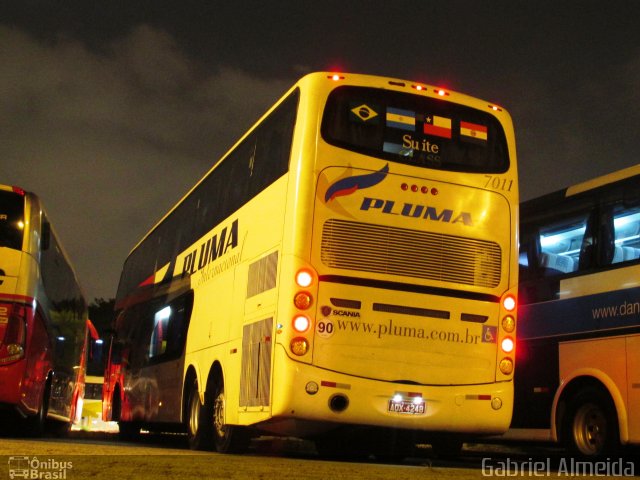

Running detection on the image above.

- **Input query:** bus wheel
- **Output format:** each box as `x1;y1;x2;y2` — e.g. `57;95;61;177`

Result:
186;378;213;450
25;379;50;437
212;380;249;453
564;388;619;457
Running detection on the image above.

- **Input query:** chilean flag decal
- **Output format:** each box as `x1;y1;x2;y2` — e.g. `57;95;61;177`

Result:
324;164;390;203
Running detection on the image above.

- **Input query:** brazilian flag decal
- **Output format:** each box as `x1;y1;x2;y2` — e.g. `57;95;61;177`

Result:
349;102;380;124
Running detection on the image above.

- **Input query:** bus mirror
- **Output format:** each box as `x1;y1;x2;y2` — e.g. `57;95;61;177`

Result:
41;221;51;250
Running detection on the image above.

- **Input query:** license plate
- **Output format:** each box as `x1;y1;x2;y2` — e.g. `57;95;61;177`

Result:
387;399;426;415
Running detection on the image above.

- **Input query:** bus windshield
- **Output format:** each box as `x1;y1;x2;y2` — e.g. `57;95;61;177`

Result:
0;190;24;250
322;86;509;173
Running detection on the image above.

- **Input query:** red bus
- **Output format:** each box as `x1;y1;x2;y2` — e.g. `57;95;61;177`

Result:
0;184;89;434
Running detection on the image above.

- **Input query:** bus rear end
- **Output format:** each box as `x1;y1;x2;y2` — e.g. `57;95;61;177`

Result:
271;74;518;445
1;185;87;434
0;186;50;426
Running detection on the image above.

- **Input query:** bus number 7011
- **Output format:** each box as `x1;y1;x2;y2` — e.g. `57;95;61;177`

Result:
484;175;514;192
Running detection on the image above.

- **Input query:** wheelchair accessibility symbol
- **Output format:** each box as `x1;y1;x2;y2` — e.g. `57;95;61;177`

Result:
482;325;497;344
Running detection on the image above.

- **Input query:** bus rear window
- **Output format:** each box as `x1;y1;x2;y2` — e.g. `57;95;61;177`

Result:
321;86;509;173
0;190;25;250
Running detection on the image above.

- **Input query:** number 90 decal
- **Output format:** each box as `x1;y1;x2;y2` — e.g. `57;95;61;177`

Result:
316;319;335;338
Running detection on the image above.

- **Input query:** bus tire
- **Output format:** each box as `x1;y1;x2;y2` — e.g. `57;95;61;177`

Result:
24;378;50;437
564;388;619;457
212;379;249;453
186;377;213;450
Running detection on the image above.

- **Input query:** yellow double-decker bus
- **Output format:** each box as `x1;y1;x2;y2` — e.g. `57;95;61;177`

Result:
103;72;518;457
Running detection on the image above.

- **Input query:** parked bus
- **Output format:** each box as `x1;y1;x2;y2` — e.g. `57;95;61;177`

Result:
513;164;640;456
0;184;89;434
103;72;519;456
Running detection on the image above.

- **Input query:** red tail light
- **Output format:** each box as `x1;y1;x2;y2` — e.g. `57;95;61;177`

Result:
0;302;29;364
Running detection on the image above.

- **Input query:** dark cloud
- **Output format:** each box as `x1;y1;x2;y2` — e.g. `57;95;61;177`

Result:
0;25;290;299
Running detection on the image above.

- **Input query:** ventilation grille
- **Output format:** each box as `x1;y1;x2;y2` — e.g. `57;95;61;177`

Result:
239;317;273;407
247;251;278;298
321;219;501;288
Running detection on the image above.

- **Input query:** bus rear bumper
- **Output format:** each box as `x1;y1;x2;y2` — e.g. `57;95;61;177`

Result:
260;345;513;437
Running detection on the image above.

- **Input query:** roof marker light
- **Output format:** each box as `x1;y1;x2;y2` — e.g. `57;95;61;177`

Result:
435;88;449;97
328;74;344;81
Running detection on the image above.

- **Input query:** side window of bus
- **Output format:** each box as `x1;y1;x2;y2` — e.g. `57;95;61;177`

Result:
149;292;193;362
611;206;640;264
518;230;536;281
537;213;591;276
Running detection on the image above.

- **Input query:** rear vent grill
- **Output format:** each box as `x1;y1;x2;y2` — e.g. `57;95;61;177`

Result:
247;251;278;298
321;219;501;288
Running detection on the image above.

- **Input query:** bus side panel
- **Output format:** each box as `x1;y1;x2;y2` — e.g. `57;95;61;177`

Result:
627;335;640;443
559;337;628;434
512;336;559;429
138;357;186;423
21;308;51;415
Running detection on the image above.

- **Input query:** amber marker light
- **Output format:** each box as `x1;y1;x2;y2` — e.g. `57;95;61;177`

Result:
502;315;515;333
290;337;309;356
294;291;313;310
499;358;514;375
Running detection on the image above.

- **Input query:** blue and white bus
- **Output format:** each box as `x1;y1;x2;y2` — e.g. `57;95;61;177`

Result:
513;164;640;456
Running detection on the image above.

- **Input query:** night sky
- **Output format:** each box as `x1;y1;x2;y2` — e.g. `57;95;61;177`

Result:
1;1;638;301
